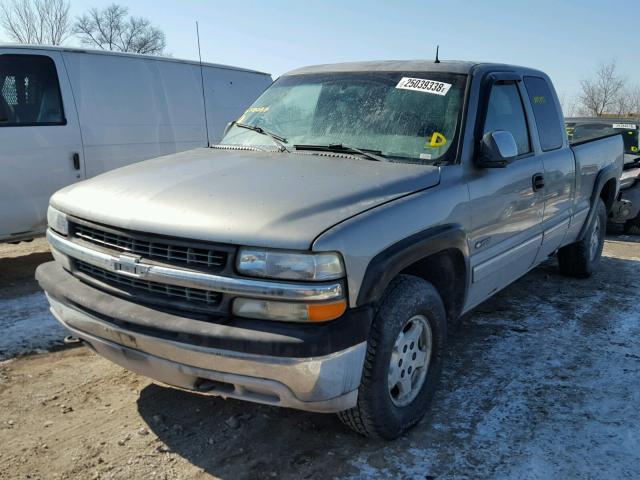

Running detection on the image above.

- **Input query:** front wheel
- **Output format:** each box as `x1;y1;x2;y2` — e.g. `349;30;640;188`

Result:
338;274;447;439
557;198;606;278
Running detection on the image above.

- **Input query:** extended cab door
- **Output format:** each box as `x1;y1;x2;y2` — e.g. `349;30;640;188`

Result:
0;50;84;241
466;76;545;308
521;76;576;263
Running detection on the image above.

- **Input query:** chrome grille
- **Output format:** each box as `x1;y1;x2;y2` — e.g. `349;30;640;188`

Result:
72;223;227;270
76;261;222;307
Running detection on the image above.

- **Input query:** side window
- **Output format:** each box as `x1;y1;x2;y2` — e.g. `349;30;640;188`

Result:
0;54;65;126
524;76;563;151
483;83;531;156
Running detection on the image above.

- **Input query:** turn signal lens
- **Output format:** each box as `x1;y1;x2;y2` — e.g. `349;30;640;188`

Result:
232;298;347;322
307;300;347;322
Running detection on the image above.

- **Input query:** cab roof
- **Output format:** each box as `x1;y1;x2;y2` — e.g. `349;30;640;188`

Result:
283;59;541;77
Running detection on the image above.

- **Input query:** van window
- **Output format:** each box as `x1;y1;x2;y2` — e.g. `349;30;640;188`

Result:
483;83;531;156
0;55;65;126
524;76;563;151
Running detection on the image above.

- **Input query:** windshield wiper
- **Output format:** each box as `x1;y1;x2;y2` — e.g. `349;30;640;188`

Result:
234;122;289;152
294;143;389;162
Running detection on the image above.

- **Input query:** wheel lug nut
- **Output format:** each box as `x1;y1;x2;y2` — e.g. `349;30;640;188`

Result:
403;345;408;353
398;359;403;366
412;352;417;360
401;370;405;378
410;342;415;350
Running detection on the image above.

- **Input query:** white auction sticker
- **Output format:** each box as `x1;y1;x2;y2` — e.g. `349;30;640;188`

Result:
396;77;452;96
613;123;637;129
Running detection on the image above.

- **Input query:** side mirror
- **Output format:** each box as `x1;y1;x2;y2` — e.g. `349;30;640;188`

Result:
477;130;518;168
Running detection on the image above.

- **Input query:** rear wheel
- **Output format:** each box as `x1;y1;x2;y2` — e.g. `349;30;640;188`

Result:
558;198;606;278
338;274;446;439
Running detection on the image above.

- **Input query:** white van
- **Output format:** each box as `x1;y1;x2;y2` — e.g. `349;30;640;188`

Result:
0;45;272;243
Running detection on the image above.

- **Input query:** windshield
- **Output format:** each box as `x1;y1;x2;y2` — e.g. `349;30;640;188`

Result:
220;71;467;163
567;121;639;154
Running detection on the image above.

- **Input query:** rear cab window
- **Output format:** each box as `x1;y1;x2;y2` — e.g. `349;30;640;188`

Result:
0;54;66;126
523;76;563;151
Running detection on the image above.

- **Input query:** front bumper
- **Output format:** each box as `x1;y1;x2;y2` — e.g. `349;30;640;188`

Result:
37;262;369;413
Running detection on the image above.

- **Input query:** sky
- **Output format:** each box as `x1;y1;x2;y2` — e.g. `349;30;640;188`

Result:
4;0;638;104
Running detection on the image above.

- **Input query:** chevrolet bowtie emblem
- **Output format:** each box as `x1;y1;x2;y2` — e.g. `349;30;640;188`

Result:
112;254;150;277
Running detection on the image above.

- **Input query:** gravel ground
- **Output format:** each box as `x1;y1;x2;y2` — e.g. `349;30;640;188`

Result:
0;236;639;479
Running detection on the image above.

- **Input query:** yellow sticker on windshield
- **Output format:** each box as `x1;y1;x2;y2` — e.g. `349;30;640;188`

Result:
429;132;447;148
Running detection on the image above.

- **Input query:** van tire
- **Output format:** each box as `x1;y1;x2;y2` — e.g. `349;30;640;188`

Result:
558;198;606;278
338;274;446;439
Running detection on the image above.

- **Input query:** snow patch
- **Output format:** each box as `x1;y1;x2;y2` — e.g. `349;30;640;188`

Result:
0;292;67;360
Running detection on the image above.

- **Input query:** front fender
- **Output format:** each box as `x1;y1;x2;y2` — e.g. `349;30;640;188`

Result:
312;175;471;307
356;224;470;306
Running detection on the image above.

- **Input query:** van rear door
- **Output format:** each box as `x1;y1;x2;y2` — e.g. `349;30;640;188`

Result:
0;49;84;241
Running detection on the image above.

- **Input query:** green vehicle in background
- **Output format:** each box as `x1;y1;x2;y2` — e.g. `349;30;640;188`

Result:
566;117;640;234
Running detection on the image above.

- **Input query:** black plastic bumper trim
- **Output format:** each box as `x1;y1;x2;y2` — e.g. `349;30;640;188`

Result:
36;261;372;358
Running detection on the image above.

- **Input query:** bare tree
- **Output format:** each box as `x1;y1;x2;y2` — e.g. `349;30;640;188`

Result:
579;61;626;117
0;0;71;45
614;90;630;116
73;4;166;55
623;86;640;117
558;92;580;118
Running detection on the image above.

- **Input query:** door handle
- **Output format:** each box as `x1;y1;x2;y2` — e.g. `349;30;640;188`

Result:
72;152;80;170
532;173;545;191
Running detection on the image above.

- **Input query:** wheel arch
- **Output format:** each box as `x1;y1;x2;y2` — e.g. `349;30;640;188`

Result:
356;224;470;325
578;164;619;241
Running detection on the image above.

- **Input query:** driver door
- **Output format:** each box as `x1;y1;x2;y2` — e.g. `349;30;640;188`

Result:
466;78;545;308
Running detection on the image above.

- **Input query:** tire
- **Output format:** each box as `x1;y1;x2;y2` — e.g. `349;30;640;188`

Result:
623;216;640;235
338;274;447;439
558;198;606;278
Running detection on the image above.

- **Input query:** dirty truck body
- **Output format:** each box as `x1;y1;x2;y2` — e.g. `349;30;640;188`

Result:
37;60;623;439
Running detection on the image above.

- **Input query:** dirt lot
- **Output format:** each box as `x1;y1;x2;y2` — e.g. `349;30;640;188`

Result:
1;236;639;479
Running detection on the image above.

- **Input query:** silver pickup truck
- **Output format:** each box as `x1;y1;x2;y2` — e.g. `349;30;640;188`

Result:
36;60;623;439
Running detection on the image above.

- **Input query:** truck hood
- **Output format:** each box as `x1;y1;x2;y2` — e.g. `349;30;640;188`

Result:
51;148;440;250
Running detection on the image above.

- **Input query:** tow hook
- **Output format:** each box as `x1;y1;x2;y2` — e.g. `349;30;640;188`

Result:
63;335;83;345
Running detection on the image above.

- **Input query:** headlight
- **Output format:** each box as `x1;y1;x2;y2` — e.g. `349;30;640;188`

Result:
47;206;68;235
233;298;346;322
236;248;344;281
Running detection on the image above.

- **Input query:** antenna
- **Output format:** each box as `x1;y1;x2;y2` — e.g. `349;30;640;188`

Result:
435;45;440;63
196;21;211;147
